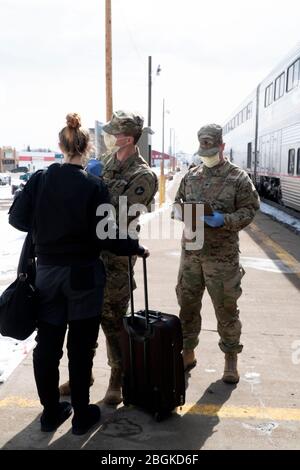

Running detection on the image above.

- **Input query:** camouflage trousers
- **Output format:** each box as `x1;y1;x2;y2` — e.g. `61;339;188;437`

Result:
100;251;137;370
176;248;244;354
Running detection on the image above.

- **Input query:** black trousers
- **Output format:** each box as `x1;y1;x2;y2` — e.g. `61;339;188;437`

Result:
33;316;101;414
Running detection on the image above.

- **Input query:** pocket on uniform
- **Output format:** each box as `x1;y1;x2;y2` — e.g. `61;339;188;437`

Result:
223;264;245;303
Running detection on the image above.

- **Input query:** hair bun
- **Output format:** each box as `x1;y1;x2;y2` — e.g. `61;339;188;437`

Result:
66;113;81;129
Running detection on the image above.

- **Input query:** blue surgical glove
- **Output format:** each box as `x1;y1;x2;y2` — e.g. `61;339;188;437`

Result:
203;211;224;228
86;159;103;177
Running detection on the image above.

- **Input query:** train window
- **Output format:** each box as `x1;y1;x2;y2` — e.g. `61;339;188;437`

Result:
246;102;253;119
239;110;243;124
297;149;300;176
265;83;274;107
274;72;285;100
288;149;295;175
287;59;300;92
242;107;247;122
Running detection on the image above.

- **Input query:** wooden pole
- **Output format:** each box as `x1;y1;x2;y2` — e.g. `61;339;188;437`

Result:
105;0;113;121
148;56;152;166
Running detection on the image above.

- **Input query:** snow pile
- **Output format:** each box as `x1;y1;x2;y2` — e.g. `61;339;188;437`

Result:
260;202;300;233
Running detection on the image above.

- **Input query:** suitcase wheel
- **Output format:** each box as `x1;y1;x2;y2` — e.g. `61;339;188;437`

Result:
154;409;173;422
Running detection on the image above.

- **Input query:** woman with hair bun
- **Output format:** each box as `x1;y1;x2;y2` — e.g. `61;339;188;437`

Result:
9;113;148;435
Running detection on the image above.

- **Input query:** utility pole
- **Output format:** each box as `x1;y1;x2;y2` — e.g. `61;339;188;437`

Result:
173;130;176;171
148;56;152;167
0;148;3;173
169;128;173;170
159;98;166;206
105;0;113;121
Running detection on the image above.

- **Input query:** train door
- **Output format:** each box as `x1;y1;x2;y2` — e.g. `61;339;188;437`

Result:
247;142;252;170
260;135;269;172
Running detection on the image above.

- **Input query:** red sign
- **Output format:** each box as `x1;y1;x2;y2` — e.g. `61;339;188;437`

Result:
152;150;171;160
18;156;32;161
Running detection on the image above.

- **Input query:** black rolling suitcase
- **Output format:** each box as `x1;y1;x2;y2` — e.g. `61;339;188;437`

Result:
121;256;185;421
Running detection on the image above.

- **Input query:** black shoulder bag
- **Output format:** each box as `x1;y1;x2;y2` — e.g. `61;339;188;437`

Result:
0;171;46;340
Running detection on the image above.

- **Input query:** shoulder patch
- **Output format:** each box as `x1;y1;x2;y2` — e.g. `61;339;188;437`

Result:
135;186;145;195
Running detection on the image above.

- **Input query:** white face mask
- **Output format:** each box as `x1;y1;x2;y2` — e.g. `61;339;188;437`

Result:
104;132;131;154
104;133;120;154
200;153;220;168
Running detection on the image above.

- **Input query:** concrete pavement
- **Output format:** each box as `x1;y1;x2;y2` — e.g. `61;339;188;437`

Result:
0;182;300;450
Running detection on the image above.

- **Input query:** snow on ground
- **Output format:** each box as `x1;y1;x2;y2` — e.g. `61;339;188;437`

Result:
0;212;26;287
0;184;13;200
0;333;36;383
260;201;300;234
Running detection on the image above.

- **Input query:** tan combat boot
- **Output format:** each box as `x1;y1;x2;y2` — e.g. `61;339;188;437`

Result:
103;368;123;405
183;349;197;372
222;353;239;384
59;374;95;396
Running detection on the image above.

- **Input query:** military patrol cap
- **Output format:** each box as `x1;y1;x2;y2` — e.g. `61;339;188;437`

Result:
102;110;144;136
196;123;223;157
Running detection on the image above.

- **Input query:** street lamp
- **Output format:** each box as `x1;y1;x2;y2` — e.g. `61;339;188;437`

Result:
148;57;162;167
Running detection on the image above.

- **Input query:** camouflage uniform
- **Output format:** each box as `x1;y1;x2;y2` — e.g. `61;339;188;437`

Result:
101;111;158;370
174;124;260;354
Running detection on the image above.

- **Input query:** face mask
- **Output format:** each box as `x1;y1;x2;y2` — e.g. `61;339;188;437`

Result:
200;153;220;168
104;133;120;153
104;133;131;154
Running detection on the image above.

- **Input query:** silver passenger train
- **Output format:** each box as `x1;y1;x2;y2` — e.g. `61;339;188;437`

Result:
223;43;300;211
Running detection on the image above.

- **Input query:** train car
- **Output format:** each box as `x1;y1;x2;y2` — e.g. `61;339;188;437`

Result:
223;43;300;211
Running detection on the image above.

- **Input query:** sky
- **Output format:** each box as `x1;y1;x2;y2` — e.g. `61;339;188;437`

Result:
0;0;300;155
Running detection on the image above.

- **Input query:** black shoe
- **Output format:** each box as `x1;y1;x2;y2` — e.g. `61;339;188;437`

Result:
40;401;73;432
72;404;101;435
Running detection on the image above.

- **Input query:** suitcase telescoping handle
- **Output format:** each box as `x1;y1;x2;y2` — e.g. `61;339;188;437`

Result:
128;256;149;327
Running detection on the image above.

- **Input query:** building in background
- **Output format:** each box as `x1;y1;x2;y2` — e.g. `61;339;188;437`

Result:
18;150;63;171
0;147;17;172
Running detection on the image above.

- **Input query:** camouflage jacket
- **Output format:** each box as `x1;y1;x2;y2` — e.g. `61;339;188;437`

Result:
102;149;158;225
174;158;260;259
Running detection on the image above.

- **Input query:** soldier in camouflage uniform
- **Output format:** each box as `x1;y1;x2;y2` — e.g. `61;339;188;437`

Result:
99;111;158;404
174;124;260;383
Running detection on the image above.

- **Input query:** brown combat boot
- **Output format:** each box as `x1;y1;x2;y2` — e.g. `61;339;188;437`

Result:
183;349;197;372
222;353;239;384
103;368;123;405
59;374;95;396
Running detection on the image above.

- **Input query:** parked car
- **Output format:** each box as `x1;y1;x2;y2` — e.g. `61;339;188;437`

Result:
19;172;33;182
0;174;10;185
